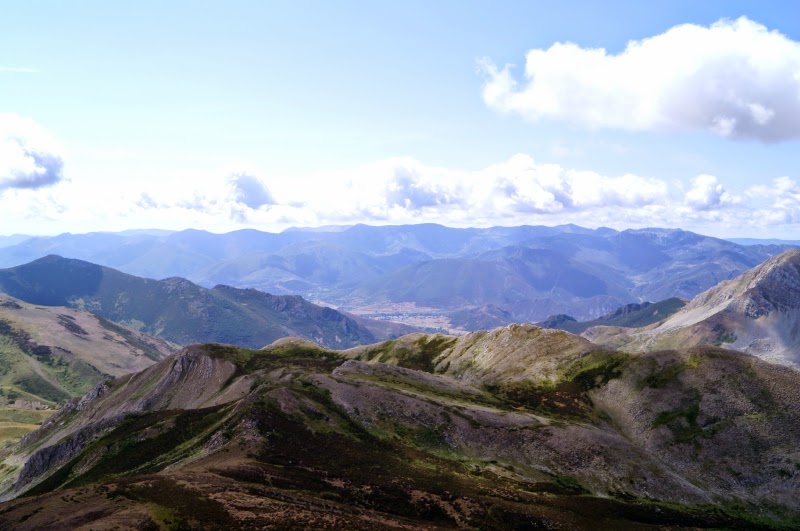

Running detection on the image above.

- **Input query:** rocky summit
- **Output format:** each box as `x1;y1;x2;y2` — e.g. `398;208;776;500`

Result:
0;325;798;529
594;249;800;366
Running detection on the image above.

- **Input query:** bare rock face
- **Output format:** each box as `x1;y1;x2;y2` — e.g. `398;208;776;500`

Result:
684;249;800;317
599;250;800;366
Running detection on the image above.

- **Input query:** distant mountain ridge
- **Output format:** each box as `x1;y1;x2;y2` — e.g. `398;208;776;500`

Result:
0;256;411;350
537;297;687;334
0;224;794;327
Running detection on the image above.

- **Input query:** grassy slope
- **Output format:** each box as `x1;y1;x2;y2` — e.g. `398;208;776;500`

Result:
0;297;174;447
0;336;798;529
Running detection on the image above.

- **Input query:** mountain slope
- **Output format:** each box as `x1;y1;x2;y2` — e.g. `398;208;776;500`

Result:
1;327;798;528
354;246;632;322
599;250;800;366
0;295;174;445
0;255;402;349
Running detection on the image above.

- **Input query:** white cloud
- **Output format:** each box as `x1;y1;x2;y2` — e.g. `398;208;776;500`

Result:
75;155;675;231
684;174;736;210
476;154;669;215
0;114;65;191
3;151;798;238
742;176;800;224
481;17;800;141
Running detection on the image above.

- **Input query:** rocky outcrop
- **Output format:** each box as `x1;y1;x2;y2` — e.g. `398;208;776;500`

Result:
600;251;800;366
682;249;800;318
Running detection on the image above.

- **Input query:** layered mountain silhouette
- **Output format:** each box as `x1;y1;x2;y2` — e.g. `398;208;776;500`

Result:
537;297;687;334
0;255;412;350
0;326;798;528
0;224;793;326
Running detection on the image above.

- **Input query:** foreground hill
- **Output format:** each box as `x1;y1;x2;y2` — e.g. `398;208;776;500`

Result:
0;326;798;529
0;295;174;445
0;224;793;327
0;255;411;349
593;250;800;366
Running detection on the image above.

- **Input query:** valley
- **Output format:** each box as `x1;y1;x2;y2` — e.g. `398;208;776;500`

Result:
7;5;800;529
0;224;793;330
0;236;798;528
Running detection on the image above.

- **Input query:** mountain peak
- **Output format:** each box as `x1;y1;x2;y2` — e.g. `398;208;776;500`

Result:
686;249;800;318
618;249;800;366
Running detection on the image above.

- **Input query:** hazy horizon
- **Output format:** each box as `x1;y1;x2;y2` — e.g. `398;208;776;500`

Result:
3;221;800;244
3;1;800;238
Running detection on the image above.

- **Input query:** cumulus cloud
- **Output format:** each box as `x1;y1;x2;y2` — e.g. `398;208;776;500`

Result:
0;114;64;191
12;151;795;237
385;166;464;210
478;154;668;214
742;176;800;224
132;171;276;225
684;174;736;210
481;17;800;141
229;173;275;209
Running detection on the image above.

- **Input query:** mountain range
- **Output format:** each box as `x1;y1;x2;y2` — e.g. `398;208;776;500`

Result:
0;326;798;528
0;224;794;330
0;243;798;527
0;255;412;351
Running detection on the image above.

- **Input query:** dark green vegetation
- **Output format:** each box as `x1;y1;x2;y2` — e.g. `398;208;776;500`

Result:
1;224;793;326
203;341;344;375
538;297;687;334
0;255;407;349
360;335;458;372
486;351;631;420
0;330;798;529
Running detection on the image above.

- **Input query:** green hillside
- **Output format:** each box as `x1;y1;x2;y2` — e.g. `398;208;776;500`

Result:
0;255;396;349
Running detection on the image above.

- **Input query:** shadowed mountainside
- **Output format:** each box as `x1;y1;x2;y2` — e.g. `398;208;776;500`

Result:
0;255;413;350
537;297;687;334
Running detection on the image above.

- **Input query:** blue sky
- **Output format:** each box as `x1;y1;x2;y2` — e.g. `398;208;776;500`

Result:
2;1;800;237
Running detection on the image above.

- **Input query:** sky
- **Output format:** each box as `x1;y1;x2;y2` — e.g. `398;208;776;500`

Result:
2;0;800;238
